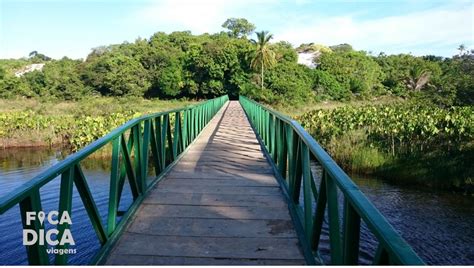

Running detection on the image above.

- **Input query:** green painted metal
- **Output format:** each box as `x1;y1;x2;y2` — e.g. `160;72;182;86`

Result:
239;96;425;265
19;190;49;265
0;95;228;265
55;167;74;265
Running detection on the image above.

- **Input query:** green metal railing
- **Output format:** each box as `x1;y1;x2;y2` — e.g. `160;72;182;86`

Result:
0;95;228;265
239;96;424;265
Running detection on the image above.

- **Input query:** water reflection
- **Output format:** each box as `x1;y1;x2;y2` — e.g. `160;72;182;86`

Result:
350;174;474;265
0;147;472;265
0;147;132;265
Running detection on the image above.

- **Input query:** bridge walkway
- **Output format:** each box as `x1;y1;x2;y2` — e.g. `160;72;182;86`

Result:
105;101;305;265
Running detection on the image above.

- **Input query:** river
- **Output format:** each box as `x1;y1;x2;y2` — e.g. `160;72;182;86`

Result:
0;147;472;265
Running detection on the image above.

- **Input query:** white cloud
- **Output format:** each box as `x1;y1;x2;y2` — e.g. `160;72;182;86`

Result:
131;1;473;56
274;4;474;56
132;0;275;34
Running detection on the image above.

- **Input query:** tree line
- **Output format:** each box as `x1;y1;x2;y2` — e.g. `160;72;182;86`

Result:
0;18;472;106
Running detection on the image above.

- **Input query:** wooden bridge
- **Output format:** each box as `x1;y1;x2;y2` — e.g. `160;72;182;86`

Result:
0;96;424;265
106;101;304;264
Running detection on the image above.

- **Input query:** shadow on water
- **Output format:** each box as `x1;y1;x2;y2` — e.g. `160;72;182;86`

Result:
0;147;134;265
0;147;473;265
307;162;474;265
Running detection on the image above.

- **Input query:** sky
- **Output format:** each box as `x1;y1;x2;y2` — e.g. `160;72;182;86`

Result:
0;0;473;59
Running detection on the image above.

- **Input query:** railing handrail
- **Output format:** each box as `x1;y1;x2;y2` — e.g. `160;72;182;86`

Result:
0;95;229;265
239;96;424;265
0;97;224;214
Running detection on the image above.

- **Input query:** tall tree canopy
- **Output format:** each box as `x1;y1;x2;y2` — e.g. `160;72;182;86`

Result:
250;31;276;90
221;18;256;38
0;19;472;107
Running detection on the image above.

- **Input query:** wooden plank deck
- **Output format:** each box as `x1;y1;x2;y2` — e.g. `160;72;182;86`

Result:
105;101;305;265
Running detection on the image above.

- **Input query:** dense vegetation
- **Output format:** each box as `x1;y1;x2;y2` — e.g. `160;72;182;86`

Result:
298;103;473;191
0;18;472;189
0;98;194;149
1;19;472;106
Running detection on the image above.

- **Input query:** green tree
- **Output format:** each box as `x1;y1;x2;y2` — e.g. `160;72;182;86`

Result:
221;18;256;38
318;51;383;97
405;65;431;91
376;54;442;96
0;66;5;80
28;51;52;63
83;50;150;97
42;58;89;100
271;41;298;63
23;71;46;97
329;43;353;53
250;31;276;90
266;62;313;103
445;50;474;105
312;70;350;101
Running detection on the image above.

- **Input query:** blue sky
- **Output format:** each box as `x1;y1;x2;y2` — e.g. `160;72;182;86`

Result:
1;0;472;59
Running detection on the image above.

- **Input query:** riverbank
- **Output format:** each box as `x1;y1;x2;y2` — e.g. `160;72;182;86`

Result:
1;97;473;192
0;97;196;149
327;132;473;193
296;103;474;193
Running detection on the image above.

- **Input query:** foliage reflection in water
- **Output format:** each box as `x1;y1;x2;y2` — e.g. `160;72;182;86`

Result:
0;147;472;265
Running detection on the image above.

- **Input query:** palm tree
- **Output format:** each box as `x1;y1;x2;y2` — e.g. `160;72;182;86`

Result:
251;31;276;90
406;66;431;91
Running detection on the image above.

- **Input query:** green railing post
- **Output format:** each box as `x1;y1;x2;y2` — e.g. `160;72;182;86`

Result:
238;95;424;265
55;167;75;265
19;190;49;265
149;122;161;177
107;136;121;235
165;115;173;164
132;125;143;194
277;120;287;177
301;142;313;241
374;244;390;265
0;96;228;265
172;112;182;158
343;200;361;264
285;125;295;187
141;119;151;187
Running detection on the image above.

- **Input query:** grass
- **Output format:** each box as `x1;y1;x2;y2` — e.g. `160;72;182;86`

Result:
324;130;392;174
0;97;198;149
270;95;403;117
0;96;197;116
309;129;473;193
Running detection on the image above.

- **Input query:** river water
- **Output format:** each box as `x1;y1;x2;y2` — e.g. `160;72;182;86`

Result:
0;147;472;265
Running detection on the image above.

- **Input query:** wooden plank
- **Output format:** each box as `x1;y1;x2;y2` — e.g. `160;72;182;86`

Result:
177;157;268;164
112;233;303;260
174;161;270;169
173;163;272;173
163;171;276;181
184;150;266;158
144;192;285;207
193;140;259;146
107;255;305;265
137;204;291;220
171;165;275;174
153;184;282;195
127;218;297;238
158;178;278;187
